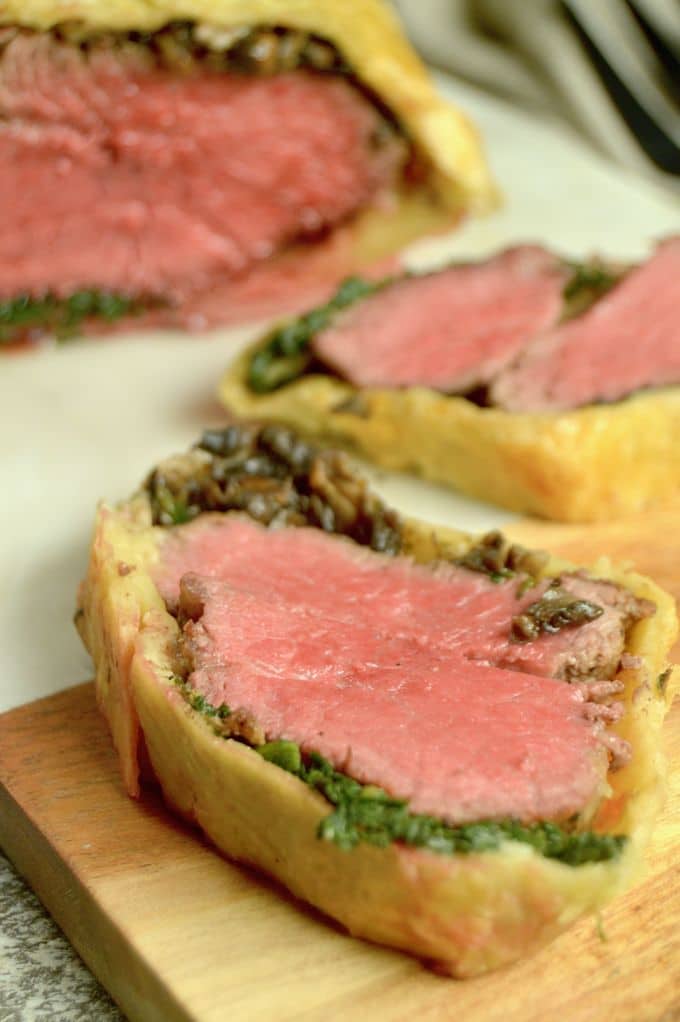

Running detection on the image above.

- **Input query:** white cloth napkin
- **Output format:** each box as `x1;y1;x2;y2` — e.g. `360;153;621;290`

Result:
395;0;680;193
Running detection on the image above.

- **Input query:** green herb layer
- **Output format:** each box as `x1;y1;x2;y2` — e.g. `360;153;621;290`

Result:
562;261;621;319
173;666;625;868
247;276;385;392
175;685;625;866
246;258;624;394
255;742;625;865
174;677;231;720
0;290;149;344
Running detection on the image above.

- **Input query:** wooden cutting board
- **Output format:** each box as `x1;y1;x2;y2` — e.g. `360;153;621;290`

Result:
1;509;679;1022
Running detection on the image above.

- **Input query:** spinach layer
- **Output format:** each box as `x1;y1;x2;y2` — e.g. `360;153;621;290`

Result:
257;741;625;865
561;261;621;319
173;681;626;867
247;276;384;392
246;258;624;395
0;290;148;344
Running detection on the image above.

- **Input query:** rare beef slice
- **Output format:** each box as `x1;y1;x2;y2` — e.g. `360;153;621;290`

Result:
260;239;678;411
153;516;652;824
0;8;497;340
491;238;680;412
74;422;678;976
0;30;403;322
311;246;569;391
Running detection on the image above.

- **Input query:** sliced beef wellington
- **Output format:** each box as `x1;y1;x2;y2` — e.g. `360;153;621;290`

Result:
0;1;496;344
490;237;680;411
76;422;677;976
245;238;679;408
311;245;569;392
221;239;680;522
161;515;650;823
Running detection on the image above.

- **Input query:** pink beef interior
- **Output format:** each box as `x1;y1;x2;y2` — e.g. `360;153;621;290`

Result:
181;575;605;824
490;238;680;412
311;246;568;391
0;32;404;313
152;516;647;824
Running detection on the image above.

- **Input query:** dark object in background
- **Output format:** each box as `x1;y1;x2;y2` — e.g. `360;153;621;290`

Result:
562;0;680;175
396;0;680;189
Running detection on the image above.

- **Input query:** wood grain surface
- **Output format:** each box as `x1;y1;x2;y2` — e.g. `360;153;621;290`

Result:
1;510;679;1022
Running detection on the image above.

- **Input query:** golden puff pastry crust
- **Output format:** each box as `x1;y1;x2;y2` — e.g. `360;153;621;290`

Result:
220;353;680;523
76;465;678;976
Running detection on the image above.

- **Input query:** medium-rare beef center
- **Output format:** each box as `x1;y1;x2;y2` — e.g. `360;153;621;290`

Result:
76;421;677;975
0;6;496;343
0;25;397;334
145;423;652;825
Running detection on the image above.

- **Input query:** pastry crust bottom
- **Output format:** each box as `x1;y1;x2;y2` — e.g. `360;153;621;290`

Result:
220;355;680;522
76;498;678;976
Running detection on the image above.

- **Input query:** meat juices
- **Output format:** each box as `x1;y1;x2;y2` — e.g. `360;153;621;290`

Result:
154;516;652;826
